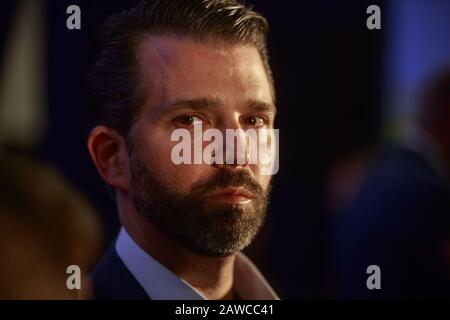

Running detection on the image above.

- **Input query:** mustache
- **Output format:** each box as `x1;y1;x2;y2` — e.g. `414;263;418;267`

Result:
190;170;264;198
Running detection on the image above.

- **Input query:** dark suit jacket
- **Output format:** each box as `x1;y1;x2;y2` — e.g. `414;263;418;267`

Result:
91;245;150;300
333;146;450;299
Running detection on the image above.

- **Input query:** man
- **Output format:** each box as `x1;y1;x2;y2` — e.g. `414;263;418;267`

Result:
333;71;450;298
87;0;278;300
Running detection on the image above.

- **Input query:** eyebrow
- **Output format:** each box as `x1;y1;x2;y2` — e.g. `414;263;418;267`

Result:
168;97;277;114
247;100;277;114
170;97;221;110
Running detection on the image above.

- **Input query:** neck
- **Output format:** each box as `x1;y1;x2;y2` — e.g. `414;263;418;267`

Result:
116;192;237;300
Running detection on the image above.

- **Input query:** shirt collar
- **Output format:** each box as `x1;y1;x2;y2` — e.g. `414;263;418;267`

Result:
115;227;279;300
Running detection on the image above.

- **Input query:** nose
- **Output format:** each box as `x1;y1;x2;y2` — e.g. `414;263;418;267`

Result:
212;118;250;170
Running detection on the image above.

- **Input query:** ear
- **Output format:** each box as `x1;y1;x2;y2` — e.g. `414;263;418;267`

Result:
87;126;131;192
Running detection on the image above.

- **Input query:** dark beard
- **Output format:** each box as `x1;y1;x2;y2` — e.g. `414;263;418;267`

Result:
129;151;271;257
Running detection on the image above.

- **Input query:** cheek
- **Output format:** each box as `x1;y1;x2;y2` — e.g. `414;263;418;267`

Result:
249;162;273;189
141;129;213;192
258;174;272;192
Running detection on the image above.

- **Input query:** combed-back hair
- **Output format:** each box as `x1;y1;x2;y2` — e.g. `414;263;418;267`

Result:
88;0;272;139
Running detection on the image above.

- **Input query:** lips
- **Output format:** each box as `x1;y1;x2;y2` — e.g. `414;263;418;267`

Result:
207;187;255;203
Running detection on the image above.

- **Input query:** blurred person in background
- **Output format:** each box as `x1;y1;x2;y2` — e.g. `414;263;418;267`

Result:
332;70;450;298
0;147;102;299
0;0;103;299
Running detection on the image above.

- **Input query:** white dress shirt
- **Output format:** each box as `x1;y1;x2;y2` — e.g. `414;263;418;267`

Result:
115;227;279;300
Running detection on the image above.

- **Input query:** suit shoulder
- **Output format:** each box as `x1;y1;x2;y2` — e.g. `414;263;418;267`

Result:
91;245;149;300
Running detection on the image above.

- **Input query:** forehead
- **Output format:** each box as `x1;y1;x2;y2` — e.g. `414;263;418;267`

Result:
137;34;273;115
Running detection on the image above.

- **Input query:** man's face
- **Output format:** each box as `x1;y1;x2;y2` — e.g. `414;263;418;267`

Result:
128;35;276;257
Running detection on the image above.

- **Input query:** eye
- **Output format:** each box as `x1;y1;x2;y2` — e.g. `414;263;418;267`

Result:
173;115;203;127
242;115;266;128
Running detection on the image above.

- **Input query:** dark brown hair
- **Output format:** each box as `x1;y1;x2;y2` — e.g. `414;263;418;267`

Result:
88;0;272;140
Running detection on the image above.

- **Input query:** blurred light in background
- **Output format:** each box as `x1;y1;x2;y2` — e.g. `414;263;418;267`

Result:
383;0;450;137
0;0;47;150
